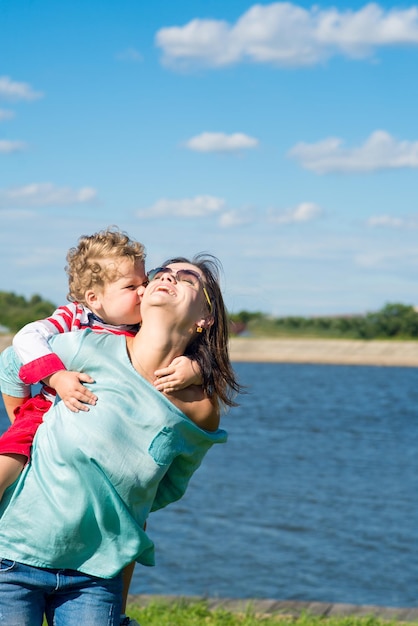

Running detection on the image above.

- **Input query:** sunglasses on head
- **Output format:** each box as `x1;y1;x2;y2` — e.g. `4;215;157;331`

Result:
147;267;212;312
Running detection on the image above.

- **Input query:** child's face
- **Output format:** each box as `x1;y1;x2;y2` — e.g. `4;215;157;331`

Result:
92;258;147;326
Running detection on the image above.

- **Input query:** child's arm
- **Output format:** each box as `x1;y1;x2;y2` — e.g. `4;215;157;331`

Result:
153;356;202;392
13;304;84;378
13;305;97;412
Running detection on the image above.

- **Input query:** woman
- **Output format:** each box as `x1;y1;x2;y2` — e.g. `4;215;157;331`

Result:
0;254;240;625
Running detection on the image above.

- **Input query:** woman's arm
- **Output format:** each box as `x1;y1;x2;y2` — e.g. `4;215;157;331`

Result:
166;386;219;431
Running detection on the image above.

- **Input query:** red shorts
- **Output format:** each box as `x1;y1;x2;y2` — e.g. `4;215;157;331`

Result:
0;394;52;460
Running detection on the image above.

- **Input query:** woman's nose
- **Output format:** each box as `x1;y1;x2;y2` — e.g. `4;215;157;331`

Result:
161;272;175;283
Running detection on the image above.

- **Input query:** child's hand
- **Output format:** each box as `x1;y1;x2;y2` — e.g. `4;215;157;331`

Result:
47;370;97;412
154;356;202;393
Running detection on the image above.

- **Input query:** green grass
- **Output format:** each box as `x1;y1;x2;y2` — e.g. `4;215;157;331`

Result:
123;600;416;626
40;599;418;625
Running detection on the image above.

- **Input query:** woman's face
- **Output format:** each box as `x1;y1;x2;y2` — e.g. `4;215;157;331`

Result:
143;262;211;323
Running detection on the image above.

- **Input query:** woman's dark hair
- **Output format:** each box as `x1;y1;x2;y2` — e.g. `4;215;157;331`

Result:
163;254;242;409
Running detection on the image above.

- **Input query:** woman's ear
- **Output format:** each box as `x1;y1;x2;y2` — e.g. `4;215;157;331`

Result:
196;315;214;332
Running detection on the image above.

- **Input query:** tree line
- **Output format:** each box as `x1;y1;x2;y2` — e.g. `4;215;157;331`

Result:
0;292;56;333
229;302;418;340
1;291;418;340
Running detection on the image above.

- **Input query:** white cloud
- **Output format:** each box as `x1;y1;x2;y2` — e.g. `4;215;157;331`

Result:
353;245;418;268
219;210;253;228
155;3;418;68
0;209;34;219
185;132;259;153
367;214;418;228
0;183;97;209
15;247;60;268
0;109;14;121
0;140;27;153
0;76;43;101
288;130;418;173
269;202;323;223
116;48;143;62
137;195;225;218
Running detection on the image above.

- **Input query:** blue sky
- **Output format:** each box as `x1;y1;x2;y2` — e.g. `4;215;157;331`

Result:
1;0;418;316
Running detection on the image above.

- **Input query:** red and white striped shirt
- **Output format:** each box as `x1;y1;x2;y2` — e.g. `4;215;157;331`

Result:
13;302;139;385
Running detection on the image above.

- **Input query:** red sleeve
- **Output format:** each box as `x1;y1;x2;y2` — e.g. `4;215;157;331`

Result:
19;353;66;385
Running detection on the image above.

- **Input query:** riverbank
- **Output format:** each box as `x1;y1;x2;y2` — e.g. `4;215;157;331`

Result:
0;335;12;353
229;337;418;367
2;335;418;367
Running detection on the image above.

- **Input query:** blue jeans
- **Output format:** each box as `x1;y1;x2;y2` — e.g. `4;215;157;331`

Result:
0;558;123;625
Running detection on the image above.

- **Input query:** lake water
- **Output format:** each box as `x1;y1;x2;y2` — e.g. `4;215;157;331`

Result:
1;362;417;607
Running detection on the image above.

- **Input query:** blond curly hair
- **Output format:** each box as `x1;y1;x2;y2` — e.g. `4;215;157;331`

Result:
66;227;146;304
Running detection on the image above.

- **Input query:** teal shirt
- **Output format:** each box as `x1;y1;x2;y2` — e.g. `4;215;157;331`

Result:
0;330;227;578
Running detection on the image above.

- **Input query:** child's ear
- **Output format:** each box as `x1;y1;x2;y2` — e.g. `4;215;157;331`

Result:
85;289;99;308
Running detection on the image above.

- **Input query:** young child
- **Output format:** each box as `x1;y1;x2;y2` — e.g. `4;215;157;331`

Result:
0;227;200;489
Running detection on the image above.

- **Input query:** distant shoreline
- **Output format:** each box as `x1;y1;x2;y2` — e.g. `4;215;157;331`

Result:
229;337;418;367
0;335;13;353
2;334;418;367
